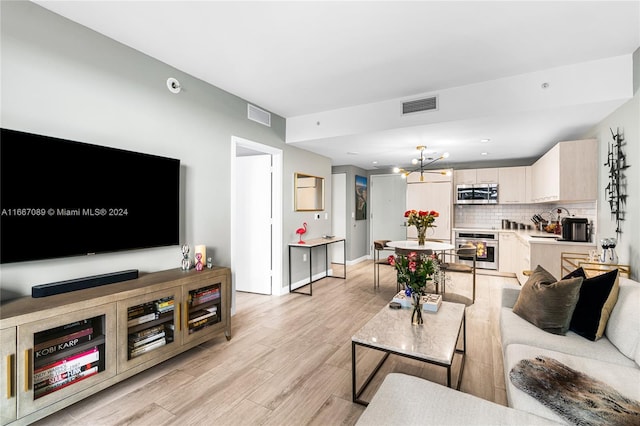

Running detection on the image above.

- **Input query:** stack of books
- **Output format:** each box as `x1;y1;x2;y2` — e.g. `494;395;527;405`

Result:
128;324;167;358
33;320;100;399
188;306;217;334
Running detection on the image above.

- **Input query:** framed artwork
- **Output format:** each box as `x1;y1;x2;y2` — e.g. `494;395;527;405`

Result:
355;175;367;220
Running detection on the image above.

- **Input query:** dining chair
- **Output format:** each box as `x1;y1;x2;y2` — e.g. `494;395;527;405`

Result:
373;240;394;290
438;243;477;306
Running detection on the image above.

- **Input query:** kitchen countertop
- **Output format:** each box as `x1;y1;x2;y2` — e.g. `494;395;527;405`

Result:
453;227;596;246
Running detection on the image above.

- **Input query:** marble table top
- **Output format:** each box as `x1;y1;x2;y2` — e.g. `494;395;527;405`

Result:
352;301;465;365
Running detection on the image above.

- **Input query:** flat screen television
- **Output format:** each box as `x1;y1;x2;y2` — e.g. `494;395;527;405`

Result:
0;128;180;264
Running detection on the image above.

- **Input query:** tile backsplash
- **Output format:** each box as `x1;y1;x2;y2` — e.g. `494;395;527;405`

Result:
454;202;597;234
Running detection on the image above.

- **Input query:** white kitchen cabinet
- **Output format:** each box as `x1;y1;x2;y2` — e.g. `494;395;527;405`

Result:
476;168;499;183
498;232;517;273
454;169;477;186
454;168;498;186
531;139;597;203
498;167;529;204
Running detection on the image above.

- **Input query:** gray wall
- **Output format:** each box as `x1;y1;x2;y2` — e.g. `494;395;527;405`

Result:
583;46;639;280
332;165;369;262
0;1;331;299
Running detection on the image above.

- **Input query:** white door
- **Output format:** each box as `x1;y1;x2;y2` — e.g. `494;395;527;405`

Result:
331;173;346;263
370;174;407;250
235;155;272;294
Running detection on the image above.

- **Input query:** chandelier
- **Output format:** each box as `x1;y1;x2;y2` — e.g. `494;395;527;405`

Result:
393;145;450;182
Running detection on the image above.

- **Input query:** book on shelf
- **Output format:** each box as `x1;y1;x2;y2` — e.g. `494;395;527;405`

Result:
129;324;165;341
34;360;99;391
33;346;100;384
34;365;99;398
129;337;166;358
127;302;156;320
157;305;174;314
188;317;214;329
188;321;215;334
34;327;94;360
188;309;216;324
34;319;91;346
421;293;442;312
127;312;159;327
128;331;166;349
189;287;220;305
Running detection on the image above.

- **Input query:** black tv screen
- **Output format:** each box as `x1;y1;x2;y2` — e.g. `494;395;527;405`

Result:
1;128;180;264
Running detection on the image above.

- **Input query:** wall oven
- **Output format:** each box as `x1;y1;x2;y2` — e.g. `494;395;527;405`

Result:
456;184;498;204
454;231;498;270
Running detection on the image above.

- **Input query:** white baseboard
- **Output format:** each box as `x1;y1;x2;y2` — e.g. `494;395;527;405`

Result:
346;255;368;266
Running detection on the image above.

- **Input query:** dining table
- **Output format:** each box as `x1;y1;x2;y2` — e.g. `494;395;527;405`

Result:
386;240;455;253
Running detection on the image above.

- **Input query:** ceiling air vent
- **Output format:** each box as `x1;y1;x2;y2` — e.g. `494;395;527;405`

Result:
247;104;271;127
402;96;438;115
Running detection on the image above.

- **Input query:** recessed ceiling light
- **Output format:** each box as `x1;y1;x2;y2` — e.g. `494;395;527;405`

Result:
372;161;378;164
481;152;488;156
480;139;490;143
347;151;359;155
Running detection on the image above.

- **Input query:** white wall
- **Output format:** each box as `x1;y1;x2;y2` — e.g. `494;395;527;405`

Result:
583;47;639;280
0;1;331;299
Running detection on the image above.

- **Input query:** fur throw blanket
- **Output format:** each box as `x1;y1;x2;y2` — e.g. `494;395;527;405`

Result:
510;356;640;426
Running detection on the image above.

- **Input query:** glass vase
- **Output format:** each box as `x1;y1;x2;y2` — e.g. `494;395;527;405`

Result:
417;226;426;246
411;292;423;325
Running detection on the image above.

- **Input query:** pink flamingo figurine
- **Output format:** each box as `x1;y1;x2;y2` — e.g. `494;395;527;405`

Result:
296;222;307;244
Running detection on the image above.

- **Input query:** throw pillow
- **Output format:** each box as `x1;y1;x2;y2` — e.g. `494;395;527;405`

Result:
513;265;583;335
569;268;620;341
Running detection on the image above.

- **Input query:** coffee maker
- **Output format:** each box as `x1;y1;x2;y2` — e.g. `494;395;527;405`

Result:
561;218;590;242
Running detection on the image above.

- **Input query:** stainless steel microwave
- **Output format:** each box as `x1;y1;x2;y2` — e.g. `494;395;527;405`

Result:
456;184;498;204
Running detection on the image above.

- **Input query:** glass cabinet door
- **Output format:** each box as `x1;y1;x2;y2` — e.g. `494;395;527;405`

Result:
182;278;225;345
16;304;116;418
116;288;181;372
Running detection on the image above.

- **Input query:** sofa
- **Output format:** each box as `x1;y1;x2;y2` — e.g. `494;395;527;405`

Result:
357;273;640;425
500;274;640;423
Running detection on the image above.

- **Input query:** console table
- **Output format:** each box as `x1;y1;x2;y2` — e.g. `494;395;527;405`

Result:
288;237;346;296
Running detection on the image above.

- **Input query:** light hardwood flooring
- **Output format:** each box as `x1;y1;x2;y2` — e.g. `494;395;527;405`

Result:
35;261;517;425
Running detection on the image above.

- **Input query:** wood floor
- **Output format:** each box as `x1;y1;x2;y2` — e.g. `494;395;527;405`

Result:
35;261;516;425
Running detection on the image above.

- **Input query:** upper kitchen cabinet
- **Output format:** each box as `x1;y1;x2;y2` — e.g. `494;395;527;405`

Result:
454;168;498;186
530;139;597;203
498;166;531;204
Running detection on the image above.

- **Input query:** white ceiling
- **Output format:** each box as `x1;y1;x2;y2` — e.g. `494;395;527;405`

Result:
34;1;640;170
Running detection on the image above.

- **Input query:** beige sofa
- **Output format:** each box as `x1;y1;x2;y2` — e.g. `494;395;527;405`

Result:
499;275;640;423
357;275;639;425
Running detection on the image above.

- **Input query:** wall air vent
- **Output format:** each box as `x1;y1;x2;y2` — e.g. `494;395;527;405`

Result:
247;104;271;127
402;96;438;115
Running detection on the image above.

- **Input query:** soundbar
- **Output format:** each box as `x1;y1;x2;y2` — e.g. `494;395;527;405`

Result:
32;269;139;298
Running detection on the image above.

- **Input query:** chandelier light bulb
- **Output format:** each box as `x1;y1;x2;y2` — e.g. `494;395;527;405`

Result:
411;158;418;165
393;167;400;173
442;152;450;159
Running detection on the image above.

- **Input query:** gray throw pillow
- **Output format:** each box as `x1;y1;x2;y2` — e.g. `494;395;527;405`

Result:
512;265;583;335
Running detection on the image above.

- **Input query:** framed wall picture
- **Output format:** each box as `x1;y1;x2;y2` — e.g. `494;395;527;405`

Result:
355;175;367;220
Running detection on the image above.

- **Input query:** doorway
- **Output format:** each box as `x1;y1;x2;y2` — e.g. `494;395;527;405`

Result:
370;174;407;255
231;137;283;298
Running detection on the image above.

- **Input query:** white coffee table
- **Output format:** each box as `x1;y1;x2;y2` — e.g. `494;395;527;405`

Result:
351;301;466;405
